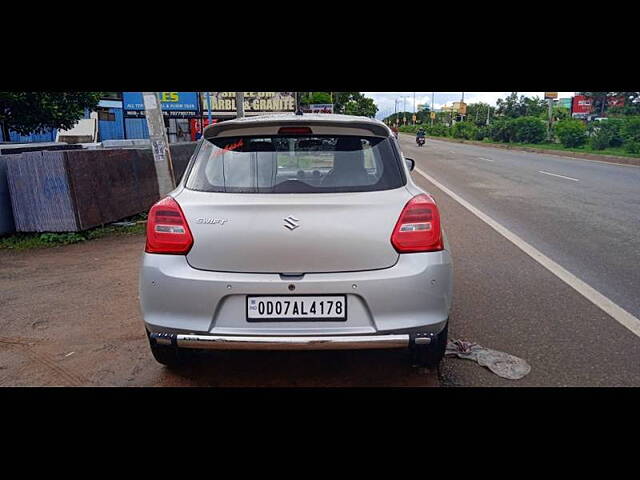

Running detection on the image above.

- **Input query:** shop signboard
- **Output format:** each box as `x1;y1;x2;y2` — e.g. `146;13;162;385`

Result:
303;104;334;113
123;92;200;118
201;92;296;116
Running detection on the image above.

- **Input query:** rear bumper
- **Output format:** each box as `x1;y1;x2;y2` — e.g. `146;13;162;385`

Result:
151;332;413;351
140;250;453;336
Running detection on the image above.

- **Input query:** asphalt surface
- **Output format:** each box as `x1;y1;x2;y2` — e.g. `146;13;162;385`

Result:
401;134;640;386
402;136;640;319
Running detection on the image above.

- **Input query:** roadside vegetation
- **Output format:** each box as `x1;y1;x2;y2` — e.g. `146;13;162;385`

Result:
0;213;147;250
390;92;640;158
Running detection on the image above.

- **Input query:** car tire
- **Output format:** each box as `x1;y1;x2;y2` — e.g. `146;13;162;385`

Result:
147;332;190;368
410;323;448;369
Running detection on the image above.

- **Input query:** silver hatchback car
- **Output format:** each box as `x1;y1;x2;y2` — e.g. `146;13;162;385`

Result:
140;114;453;368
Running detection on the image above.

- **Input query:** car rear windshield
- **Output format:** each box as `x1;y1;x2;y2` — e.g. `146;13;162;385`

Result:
185;135;404;193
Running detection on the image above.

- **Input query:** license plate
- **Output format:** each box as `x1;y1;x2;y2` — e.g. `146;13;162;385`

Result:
246;295;347;322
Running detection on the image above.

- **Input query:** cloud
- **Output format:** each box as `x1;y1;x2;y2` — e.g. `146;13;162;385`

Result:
363;92;575;119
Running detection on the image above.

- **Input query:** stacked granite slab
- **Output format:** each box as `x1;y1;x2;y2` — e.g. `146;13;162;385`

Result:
0;143;82;155
168;142;198;183
0;155;15;234
6;149;160;232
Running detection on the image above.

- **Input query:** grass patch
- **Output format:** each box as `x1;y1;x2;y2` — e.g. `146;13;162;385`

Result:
0;213;147;251
504;142;640;158
417;134;640;159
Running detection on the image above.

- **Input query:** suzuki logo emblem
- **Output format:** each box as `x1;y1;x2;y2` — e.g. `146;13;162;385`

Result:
283;216;300;231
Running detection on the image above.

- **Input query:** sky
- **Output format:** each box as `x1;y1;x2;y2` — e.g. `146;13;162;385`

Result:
363;92;576;120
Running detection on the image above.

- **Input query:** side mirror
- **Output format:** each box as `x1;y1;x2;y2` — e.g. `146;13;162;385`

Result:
405;158;415;172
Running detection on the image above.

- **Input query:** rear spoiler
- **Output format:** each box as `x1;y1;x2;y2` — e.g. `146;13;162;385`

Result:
203;117;391;139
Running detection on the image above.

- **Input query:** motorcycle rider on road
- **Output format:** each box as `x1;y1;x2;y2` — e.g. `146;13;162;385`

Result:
416;127;426;145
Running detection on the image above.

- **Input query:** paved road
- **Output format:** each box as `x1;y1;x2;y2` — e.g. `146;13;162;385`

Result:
401;134;640;386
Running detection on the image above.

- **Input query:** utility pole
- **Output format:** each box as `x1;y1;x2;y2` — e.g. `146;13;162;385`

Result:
547;98;553;141
413;92;416;125
431;92;435;127
486;104;491;125
395;98;399;126
402;96;409;124
143;92;175;196
236;92;245;118
206;92;212;123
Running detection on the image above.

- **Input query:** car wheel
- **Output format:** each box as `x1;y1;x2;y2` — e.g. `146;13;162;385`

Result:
409;323;448;369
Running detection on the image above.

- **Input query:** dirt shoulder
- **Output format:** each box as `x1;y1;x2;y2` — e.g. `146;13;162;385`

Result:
0;233;439;386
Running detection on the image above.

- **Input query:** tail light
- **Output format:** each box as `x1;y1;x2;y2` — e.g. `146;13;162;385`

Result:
391;194;443;253
278;127;313;135
145;197;193;254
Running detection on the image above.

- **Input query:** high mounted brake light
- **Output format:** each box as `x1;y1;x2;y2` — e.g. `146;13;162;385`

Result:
145;197;193;254
278;127;313;135
391;194;443;253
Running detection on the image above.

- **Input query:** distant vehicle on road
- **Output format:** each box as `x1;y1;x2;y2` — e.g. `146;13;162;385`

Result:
140;114;453;369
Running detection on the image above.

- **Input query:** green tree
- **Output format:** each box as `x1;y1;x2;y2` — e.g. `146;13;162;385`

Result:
622;117;640;153
588;118;625;150
298;92;378;118
298;92;333;106
344;96;378;117
510;116;547;143
488;118;516;142
496;92;546;118
451;122;478;140
550;106;570;122
333;92;378;118
553;119;587;147
606;92;640;116
0;92;103;138
332;92;360;113
384;111;413;125
466;102;495;126
495;92;521;118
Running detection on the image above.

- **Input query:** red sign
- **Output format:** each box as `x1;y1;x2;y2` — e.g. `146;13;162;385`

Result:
607;96;625;108
572;95;625;116
572;95;592;115
189;118;218;141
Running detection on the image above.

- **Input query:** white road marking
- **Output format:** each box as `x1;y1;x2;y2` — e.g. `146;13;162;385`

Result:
414;167;640;339
538;170;580;182
478;157;494;162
